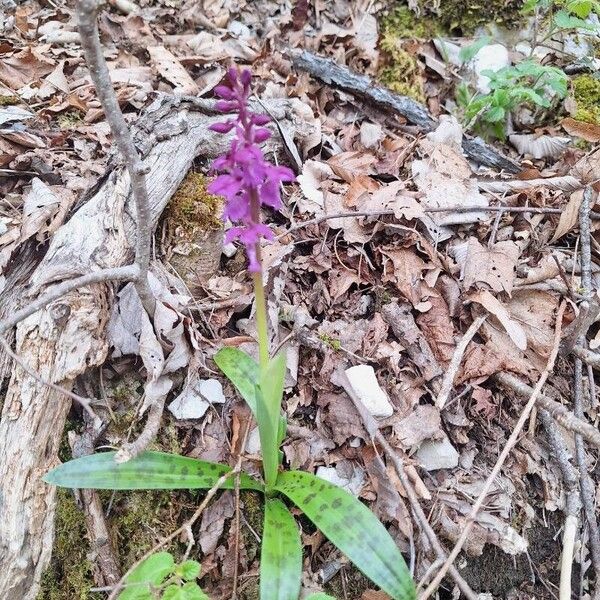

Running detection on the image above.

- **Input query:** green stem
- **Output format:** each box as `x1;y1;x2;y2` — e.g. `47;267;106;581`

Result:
253;265;269;372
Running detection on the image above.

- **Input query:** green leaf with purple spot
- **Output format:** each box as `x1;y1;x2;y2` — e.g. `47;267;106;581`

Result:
260;498;302;600
274;471;415;600
43;451;263;491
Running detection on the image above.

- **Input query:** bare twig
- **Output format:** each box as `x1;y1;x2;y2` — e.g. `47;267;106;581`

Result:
435;315;486;409
0;265;137;334
478;176;583;194
420;301;566;599
573;185;600;587
0;335;99;421
494;372;600;449
278;205;599;241
115;395;167;463
77;0;154;314
336;368;479;600
539;409;581;600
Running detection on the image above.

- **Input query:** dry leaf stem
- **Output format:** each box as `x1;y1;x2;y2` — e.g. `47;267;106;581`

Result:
420;301;566;600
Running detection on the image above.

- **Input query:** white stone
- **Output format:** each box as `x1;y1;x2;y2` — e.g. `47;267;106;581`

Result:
198;378;226;404
415;436;459;471
168;378;225;420
222;242;237;258
245;426;261;455
472;44;510;94
316;465;365;496
344;365;394;418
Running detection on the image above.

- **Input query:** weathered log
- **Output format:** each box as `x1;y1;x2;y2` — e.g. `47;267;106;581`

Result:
290;50;521;174
0;95;308;599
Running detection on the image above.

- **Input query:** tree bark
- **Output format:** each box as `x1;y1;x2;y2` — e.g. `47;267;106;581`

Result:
0;96;306;599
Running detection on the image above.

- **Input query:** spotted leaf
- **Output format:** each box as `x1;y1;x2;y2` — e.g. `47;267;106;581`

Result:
260;498;302;600
274;471;415;600
214;347;259;417
44;451;263;491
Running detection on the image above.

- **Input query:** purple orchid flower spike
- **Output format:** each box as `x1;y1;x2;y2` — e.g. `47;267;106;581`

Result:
208;67;295;272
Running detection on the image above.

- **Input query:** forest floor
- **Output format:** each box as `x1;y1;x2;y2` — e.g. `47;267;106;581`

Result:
1;0;600;599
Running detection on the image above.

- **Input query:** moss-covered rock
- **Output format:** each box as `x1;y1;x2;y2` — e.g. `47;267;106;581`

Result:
573;74;600;124
166;171;225;285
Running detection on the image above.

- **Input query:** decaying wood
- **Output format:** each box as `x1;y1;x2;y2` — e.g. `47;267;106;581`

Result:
0;95;303;600
290;50;521;173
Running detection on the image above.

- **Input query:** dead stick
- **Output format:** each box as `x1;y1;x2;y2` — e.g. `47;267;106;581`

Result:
420;301;566;599
336;368;479;600
289;49;520;173
494;372;600;448
435;315;486;409
539;409;581;600
574;185;600;587
77;0;154;314
0;335;99;420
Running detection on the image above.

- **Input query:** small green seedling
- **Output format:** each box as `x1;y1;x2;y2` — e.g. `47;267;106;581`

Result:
458;60;568;139
118;552;207;599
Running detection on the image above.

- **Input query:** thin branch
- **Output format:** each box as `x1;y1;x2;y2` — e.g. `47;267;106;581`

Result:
0;265;137;334
539;409;581;600
336;368;479;600
278;205;600;240
115;395;167;462
0;335;99;421
494;371;600;449
77;0;154;314
420;301;566;599
573;185;600;587
435;315;486;409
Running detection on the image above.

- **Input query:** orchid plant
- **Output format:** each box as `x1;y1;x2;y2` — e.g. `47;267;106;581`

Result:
44;68;415;600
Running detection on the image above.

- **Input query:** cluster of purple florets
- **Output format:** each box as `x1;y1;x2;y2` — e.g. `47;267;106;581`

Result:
208;68;295;271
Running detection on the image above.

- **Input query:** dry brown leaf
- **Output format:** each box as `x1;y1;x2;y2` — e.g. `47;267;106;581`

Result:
550;189;583;242
415;294;456;363
393;404;442;449
0;46;55;90
562;117;600;143
381;247;426;305
469;290;527;350
327;150;377;183
461;237;519;294
148;46;199;94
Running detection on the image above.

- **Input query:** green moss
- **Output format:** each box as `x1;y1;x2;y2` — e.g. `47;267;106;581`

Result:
0;94;18;106
318;333;342;351
573;74;600;124
168;172;223;234
380;1;523;39
108;490;187;567
38;490;102;600
57;110;84;129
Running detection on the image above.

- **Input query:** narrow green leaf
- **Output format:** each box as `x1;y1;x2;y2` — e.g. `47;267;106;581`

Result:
214;347;259;416
43;451;263;491
255;385;279;489
275;471;415;600
305;594;336;600
260;498;302;600
118;551;174;600
257;353;287;488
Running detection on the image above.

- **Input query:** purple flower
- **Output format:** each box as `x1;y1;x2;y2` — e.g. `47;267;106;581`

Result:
208;67;295;272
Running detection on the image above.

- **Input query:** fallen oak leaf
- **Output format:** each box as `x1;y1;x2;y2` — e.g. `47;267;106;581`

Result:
562;117;600;143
